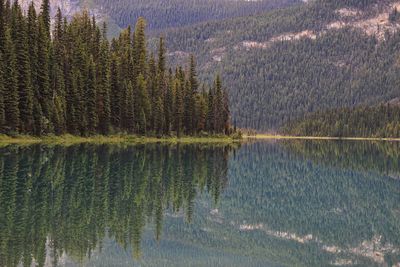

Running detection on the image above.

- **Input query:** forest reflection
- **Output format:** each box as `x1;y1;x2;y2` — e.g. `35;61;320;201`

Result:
0;143;236;267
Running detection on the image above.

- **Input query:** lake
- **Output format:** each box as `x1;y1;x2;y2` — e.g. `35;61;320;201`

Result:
0;141;399;267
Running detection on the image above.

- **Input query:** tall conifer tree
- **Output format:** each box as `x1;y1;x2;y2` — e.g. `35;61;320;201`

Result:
0;53;5;129
11;2;34;133
0;0;5;52
40;0;50;38
86;58;98;134
37;19;53;133
3;28;19;132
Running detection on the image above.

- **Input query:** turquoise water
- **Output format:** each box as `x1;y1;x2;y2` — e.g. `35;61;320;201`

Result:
0;141;399;266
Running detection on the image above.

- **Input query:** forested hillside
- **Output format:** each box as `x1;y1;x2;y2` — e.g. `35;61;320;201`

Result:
92;0;300;32
0;0;231;137
283;103;400;138
162;0;400;130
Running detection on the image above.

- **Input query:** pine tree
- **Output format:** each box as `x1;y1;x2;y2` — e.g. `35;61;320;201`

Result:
184;80;194;135
86;58;98;135
153;96;164;135
184;55;198;134
97;26;111;135
110;54;122;130
0;0;5;52
11;2;34;133
164;74;174;135
40;0;50;38
37;19;53;133
0;52;5;129
52;8;67;134
158;37;166;75
214;75;224;133
27;3;43;135
134;17;147;78
67;70;80;135
222;89;230;134
4;0;10;25
134;74;150;134
174;79;184;137
206;87;214;133
124;81;135;133
148;54;158;130
196;94;207;132
3;28;19;133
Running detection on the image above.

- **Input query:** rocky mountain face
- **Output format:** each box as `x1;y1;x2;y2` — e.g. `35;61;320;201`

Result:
19;0;81;18
19;0;109;27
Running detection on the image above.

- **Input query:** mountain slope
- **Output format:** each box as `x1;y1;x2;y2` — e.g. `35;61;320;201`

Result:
92;0;300;31
162;0;400;130
19;0;300;35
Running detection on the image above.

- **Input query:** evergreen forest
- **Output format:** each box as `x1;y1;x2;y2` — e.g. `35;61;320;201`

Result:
92;0;299;32
0;0;231;137
283;104;400;138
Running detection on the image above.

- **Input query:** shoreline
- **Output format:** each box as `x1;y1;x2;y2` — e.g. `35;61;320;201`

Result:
1;134;400;145
0;134;239;145
245;135;400;142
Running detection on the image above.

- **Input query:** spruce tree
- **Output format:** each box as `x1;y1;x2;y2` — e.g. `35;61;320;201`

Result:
214;75;224;133
11;2;34;133
164;74;174;135
27;3;43;135
206;87;214;133
148;54;158;130
3;28;19;133
184;79;193;135
4;0;10;25
110;54;122;130
174;79;184;137
0;52;5;129
0;0;5;52
222;90;230;134
124;81;135;133
40;0;50;38
134;74;150;134
37;19;53;133
86;58;98;135
97;29;111;135
67;70;80;135
184;55;198;134
52;8;67;134
196;94;207;132
134;17;147;78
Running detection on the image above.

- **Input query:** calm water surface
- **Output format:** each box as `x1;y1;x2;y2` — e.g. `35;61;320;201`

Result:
0;141;399;267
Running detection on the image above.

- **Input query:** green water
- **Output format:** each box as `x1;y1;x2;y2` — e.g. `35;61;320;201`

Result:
0;141;399;267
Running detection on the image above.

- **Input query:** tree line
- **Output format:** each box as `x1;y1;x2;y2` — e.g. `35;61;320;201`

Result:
282;104;400;138
0;0;231;137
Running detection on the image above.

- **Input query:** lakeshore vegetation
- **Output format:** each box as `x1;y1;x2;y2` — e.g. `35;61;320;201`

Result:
0;0;231;138
283;104;400;138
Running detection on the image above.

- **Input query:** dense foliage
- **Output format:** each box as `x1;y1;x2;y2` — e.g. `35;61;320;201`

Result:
162;0;400;130
282;104;400;137
92;0;299;32
0;0;231;137
0;143;233;265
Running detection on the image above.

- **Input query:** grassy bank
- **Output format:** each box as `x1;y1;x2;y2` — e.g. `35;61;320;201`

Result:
0;134;239;146
2;134;399;146
246;134;400;142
